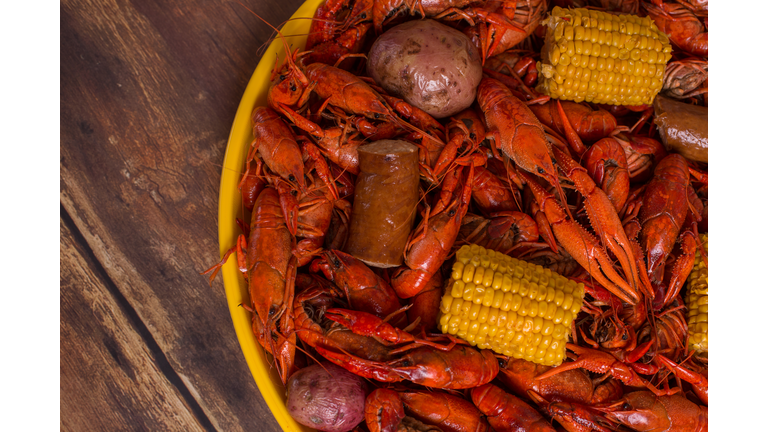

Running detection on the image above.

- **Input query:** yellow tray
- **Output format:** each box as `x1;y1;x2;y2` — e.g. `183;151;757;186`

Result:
217;1;323;430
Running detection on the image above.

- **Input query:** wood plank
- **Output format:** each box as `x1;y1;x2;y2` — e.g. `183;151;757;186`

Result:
61;215;206;431
60;0;303;429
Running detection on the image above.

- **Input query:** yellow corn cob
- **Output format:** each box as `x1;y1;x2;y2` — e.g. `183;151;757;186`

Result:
438;244;584;367
536;7;673;105
685;233;708;354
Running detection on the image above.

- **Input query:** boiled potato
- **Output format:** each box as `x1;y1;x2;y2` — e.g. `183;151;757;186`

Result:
367;19;483;118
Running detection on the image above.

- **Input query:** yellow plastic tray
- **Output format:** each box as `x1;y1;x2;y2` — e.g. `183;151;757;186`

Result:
217;1;322;430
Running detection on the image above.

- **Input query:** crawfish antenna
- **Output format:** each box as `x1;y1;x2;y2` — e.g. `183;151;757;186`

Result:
236;1;310;85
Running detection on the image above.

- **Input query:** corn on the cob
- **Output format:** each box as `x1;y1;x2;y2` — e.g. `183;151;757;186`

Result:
536;7;673;106
438;244;584;366
685;233;708;354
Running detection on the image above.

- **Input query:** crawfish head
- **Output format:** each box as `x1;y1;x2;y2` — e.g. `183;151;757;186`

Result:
268;67;308;108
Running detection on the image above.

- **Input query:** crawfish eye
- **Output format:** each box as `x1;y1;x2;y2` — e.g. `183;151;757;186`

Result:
622;402;632;411
622;332;628;340
279;74;286;81
291;189;298;196
469;133;476;139
333;258;341;268
537;167;545;174
448;209;456;216
288;174;296;182
374;113;381;119
290;83;297;92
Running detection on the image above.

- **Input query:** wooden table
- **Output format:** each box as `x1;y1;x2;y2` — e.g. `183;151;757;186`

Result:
61;0;307;429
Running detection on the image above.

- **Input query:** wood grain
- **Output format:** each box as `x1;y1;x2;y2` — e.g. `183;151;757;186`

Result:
60;0;304;429
61;214;207;431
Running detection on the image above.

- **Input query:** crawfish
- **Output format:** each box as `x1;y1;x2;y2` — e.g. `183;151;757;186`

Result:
313;123;363;175
520;170;640;305
366;387;491;432
528;100;618;145
643;1;707;56
583;137;631;212
527;390;617;432
485;50;540;88
307;62;442;146
305;22;373;70
249;106;306;192
431;108;486;182
464;0;548;61
457;212;539;255
239;157;266;212
471;383;556;432
601;391;708;432
638;154;695;285
470;165;521;215
293;175;335;267
477;77;573;222
498;357;624;406
372;0;526;35
293;278;394;362
245;187;298;384
655;355;708;406
662;59;708;100
613;133;668;184
391;164;475;299
551;145;648;298
306;0;350;49
311;249;404;324
316;344;499;389
324;306;464;354
536;343;671;397
406;272;443;333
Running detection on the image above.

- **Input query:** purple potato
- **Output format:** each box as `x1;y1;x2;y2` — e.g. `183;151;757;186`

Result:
285;362;367;432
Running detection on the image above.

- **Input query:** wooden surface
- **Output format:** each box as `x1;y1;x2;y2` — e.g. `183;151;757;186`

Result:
61;0;306;429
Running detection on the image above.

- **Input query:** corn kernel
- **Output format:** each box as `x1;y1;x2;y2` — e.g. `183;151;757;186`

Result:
501;291;514;311
440;313;452;327
562;293;574;311
488;308;499;326
462;265;475;283
462;282;475;302
458;318;470;332
553;324;567;340
491;289;504;309
554;290;565;306
449;297;463;316
520;297;532;316
468;302;481;320
542;319;554;335
563;310;574;327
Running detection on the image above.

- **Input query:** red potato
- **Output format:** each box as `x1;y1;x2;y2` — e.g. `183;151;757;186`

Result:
286;363;367;432
366;19;483;118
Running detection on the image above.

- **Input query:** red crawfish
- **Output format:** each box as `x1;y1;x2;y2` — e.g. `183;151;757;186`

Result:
315;344;499;389
391;164;476;299
600;391;707;432
365;387;491;432
477;77;573;222
471;383;555;432
521;169;640;305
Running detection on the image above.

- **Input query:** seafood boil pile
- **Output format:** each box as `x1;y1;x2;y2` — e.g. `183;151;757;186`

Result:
207;0;708;430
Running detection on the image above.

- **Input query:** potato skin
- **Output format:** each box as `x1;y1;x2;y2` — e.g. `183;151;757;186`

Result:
286;363;367;432
367;19;483;118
